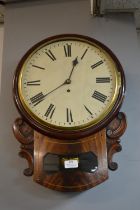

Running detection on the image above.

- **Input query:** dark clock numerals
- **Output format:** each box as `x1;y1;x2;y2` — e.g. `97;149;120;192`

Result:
45;104;55;119
64;44;71;57
92;91;107;103
96;77;110;83
26;80;41;86
66;108;73;123
18;37;120;131
91;60;103;69
46;50;56;61
84;105;93;115
81;48;88;60
30;92;45;106
32;65;45;70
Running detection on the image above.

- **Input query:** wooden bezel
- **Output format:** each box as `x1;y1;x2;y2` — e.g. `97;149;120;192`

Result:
13;34;125;140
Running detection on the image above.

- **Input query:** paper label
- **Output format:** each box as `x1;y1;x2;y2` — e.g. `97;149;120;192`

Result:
64;159;78;169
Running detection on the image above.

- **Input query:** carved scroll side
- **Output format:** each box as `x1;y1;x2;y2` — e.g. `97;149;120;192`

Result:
106;112;127;171
13;118;34;176
13;118;34;144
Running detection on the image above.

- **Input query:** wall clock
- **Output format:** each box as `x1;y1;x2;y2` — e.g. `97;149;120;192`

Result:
13;34;127;191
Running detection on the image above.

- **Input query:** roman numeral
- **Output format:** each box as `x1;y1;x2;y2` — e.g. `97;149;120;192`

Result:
30;92;45;106
84;105;93;115
26;80;41;86
66;108;73;123
64;44;71;57
92;91;107;103
91;60;103;69
81;48;88;60
45;50;56;61
32;65;45;70
45;104;55;119
96;77;110;83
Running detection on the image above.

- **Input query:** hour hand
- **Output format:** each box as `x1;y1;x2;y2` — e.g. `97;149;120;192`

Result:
68;57;79;80
73;57;78;67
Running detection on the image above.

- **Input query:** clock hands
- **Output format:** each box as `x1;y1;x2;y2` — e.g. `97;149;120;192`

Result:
31;80;70;106
44;57;79;97
31;57;79;106
44;57;79;96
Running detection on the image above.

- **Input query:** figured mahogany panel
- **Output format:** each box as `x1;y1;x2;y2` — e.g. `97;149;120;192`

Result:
33;129;108;192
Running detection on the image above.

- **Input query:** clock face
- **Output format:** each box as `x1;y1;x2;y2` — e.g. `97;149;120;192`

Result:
14;34;125;138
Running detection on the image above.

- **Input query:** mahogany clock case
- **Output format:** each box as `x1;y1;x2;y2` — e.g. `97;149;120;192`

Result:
13;34;126;140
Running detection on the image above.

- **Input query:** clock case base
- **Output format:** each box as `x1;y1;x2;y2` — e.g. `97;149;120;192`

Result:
13;112;126;192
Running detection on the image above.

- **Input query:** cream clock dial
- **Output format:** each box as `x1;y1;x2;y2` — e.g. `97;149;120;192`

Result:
14;34;125;138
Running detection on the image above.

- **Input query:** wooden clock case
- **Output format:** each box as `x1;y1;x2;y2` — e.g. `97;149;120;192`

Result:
13;113;126;192
13;34;127;192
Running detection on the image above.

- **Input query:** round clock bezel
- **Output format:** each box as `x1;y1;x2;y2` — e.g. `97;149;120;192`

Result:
13;34;125;140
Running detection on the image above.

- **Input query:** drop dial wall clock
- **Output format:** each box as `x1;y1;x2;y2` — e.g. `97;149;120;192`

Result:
13;34;127;192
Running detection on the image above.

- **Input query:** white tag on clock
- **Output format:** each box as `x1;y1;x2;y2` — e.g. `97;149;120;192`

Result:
64;159;79;169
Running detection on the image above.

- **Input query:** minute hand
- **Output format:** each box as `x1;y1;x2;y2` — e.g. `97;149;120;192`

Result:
32;80;68;106
44;80;68;97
